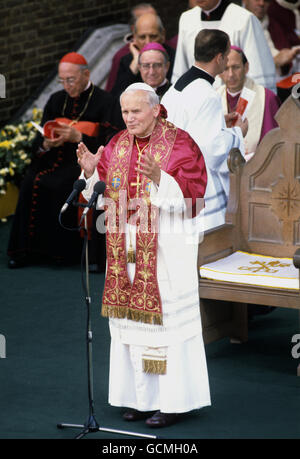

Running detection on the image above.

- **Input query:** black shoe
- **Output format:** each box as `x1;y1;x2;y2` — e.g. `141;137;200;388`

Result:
123;409;154;422
145;411;179;428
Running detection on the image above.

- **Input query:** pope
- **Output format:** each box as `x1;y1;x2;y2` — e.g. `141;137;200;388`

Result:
76;82;211;428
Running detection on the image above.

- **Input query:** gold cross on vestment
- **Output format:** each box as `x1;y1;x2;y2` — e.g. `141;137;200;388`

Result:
131;138;149;198
131;177;142;196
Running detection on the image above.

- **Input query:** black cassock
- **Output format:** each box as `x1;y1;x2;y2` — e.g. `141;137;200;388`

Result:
8;84;121;265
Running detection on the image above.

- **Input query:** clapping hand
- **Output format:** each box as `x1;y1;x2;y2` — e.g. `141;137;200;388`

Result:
136;151;161;186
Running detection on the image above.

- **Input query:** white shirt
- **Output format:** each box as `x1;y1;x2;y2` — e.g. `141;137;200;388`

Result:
162;66;244;230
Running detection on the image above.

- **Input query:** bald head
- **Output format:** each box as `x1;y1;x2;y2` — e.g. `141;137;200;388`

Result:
133;13;165;50
129;3;157;30
132;3;156;18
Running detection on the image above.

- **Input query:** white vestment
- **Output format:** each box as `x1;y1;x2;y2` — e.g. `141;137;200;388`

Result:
161;67;244;231
81;167;211;413
172;5;277;93
217;76;265;160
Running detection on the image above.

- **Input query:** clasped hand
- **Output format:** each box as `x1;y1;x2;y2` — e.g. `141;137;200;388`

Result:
43;122;82;149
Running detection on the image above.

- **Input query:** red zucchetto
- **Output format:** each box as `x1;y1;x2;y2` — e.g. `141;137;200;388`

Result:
59;52;88;66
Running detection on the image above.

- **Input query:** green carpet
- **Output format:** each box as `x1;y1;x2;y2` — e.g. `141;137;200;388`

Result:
0;217;299;439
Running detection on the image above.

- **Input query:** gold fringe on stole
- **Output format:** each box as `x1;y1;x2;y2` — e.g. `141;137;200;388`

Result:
142;347;167;375
101;304;163;325
142;359;167;375
101;304;127;320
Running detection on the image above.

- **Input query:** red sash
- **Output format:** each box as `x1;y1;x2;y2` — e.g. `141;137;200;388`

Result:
101;118;177;325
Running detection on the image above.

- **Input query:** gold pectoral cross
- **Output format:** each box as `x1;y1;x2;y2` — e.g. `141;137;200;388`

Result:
131;138;149;198
131;177;142;196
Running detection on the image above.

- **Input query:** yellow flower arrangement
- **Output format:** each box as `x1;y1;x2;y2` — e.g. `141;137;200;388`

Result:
0;108;42;196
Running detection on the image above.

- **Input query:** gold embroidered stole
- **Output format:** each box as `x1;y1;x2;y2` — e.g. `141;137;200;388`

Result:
101;118;177;325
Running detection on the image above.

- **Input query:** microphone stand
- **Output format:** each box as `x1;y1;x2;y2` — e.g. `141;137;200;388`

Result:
57;201;158;440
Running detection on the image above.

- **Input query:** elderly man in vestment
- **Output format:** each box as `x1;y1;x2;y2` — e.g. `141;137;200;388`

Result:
137;42;171;99
76;82;210;428
105;3;157;92
172;0;277;93
162;29;248;232
218;46;281;161
110;13;175;98
7;52;120;268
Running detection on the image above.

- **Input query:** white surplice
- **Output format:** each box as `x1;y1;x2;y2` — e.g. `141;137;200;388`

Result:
161;68;244;231
81;168;211;413
217;77;266;160
172;4;277;93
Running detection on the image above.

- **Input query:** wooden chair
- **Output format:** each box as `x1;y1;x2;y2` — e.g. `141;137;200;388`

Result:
198;94;300;375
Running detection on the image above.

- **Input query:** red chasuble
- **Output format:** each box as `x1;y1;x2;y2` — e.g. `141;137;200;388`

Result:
97;117;207;325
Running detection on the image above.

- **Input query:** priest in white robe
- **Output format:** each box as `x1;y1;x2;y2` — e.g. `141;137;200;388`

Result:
162;29;247;231
172;0;277;93
76;83;211;428
217;46;281;161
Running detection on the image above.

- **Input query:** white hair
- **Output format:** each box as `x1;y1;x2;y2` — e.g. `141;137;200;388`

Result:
120;83;159;107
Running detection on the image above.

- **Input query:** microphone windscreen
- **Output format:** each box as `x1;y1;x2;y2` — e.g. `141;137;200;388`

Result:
73;179;86;192
93;181;106;195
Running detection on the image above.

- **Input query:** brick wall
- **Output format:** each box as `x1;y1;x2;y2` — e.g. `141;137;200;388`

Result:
0;0;188;126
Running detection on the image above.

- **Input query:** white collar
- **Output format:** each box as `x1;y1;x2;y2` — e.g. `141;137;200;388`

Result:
152;78;168;90
201;0;222;15
227;89;242;97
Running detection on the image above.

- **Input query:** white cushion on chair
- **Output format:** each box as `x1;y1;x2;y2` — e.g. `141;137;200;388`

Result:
199;250;299;290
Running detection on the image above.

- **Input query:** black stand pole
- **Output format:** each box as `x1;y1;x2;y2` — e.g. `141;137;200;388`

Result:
57;206;158;440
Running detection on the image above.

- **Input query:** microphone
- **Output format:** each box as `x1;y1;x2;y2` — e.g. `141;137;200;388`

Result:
81;181;106;218
60;179;86;214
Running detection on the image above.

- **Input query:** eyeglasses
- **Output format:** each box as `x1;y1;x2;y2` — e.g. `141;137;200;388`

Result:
139;63;164;70
57;77;77;86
